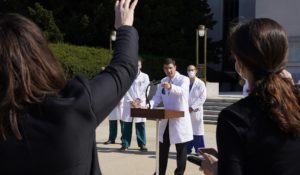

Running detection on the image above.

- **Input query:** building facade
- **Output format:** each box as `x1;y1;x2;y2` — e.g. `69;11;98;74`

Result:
208;0;300;82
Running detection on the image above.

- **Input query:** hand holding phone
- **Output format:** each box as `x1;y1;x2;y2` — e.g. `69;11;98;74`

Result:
187;155;204;166
198;148;218;158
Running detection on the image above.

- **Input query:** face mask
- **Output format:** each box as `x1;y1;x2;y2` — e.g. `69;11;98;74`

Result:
187;71;196;78
235;63;247;80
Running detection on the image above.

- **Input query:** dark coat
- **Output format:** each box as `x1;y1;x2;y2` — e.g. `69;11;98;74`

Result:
0;26;139;175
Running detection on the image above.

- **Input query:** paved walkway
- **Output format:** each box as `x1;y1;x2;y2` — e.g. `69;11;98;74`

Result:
96;119;217;175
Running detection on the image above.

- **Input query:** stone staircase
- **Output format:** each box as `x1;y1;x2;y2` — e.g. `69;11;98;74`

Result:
204;97;242;124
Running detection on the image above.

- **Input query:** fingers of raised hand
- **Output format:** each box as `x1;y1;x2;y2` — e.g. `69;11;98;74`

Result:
124;0;131;9
129;0;138;11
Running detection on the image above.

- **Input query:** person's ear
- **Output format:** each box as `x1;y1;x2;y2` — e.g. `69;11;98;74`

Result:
235;56;251;80
234;56;244;76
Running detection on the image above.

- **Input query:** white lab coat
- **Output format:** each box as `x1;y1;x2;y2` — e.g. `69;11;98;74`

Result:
150;72;193;144
189;78;206;135
122;71;150;123
108;98;124;120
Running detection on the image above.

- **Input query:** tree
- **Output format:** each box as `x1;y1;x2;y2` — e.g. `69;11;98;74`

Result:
134;0;216;63
27;2;63;42
2;0;216;65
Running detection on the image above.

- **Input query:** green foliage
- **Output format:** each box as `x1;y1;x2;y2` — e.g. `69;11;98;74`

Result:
28;2;63;42
50;43;112;79
141;55;192;80
3;0;218;70
49;43;180;81
135;0;216;61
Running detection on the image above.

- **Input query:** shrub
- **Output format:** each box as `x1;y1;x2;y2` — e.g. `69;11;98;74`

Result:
50;43;112;79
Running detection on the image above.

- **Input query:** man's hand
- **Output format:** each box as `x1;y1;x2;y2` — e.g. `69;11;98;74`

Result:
130;101;140;108
161;82;172;90
114;0;138;29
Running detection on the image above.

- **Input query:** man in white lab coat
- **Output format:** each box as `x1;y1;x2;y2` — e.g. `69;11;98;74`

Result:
186;65;207;154
104;98;124;144
120;60;150;151
150;58;193;175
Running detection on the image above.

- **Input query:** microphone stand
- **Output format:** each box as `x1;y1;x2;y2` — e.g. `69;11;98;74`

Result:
145;80;160;109
145;80;160;175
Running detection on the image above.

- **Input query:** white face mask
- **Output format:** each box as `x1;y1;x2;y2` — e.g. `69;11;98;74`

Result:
187;71;196;78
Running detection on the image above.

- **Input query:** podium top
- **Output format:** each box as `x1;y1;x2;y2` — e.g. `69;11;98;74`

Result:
131;108;184;120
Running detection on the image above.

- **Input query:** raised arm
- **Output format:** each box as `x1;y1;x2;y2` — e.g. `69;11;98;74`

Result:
89;0;139;124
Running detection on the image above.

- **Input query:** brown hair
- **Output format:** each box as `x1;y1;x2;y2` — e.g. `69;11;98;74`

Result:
0;14;66;140
164;58;176;65
230;18;300;136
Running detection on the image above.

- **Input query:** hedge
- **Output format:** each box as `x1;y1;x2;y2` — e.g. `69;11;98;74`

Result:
50;43;193;81
50;43;112;79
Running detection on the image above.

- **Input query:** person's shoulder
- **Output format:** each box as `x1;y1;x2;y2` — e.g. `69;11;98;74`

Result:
140;71;149;78
61;74;90;97
195;78;205;87
176;73;189;82
219;96;258;127
41;74;90;110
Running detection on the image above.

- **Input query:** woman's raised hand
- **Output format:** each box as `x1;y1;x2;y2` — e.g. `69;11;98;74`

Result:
114;0;138;29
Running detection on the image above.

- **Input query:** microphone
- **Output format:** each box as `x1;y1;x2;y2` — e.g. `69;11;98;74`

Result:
151;80;161;85
145;80;161;109
187;155;204;166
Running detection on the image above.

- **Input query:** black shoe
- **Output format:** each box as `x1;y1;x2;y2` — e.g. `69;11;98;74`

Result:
120;146;128;151
104;140;115;145
139;145;148;152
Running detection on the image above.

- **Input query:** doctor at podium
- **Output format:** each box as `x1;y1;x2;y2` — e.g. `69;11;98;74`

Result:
149;58;193;175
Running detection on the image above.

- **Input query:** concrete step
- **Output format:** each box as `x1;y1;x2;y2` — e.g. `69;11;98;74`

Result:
203;106;226;111
202;96;242;125
204;101;233;107
204;114;218;121
204;110;220;115
204;120;217;124
206;98;240;103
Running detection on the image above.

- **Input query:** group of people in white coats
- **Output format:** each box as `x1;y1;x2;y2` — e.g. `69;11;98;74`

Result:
104;58;207;175
104;59;150;152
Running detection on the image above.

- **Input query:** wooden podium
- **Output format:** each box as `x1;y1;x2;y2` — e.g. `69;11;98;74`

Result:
131;108;184;119
131;108;184;175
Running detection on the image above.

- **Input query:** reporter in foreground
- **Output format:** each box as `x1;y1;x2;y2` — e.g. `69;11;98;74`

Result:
0;0;138;174
201;18;300;175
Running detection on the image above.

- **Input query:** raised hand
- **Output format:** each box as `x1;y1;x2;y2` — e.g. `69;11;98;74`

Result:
114;0;138;29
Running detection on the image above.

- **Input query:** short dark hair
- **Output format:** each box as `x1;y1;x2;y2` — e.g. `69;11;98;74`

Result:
163;58;176;65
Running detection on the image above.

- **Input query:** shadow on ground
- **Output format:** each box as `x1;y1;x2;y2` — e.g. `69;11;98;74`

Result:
97;141;178;160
